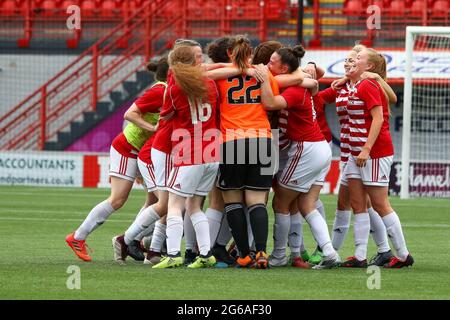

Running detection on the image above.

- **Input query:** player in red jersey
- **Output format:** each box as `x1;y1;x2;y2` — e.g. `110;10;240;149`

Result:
341;47;413;268
255;47;340;269
119;39;205;266
320;46;398;267
111;58;169;263
66;58;167;262
151;45;220;269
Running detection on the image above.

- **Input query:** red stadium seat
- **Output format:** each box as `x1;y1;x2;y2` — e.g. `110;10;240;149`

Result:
433;0;450;17
100;0;118;17
410;0;427;15
39;0;58;16
81;0;97;16
371;0;386;10
1;0;18;15
389;0;407;16
344;0;365;15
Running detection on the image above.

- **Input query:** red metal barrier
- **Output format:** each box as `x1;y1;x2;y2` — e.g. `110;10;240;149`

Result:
0;0;181;150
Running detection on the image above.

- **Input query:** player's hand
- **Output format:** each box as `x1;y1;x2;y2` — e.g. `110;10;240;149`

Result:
146;123;157;132
252;64;269;83
331;77;347;90
356;147;370;167
303;64;317;80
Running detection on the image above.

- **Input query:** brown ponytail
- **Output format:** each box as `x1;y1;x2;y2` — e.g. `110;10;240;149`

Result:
169;45;208;101
366;48;387;80
230;35;252;73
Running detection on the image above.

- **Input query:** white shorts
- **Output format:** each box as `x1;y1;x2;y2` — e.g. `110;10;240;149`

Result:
344;155;393;187
151;148;172;190
137;159;157;193
340;161;348;187
278;140;331;193
109;145;138;182
168;162;219;197
276;147;290;178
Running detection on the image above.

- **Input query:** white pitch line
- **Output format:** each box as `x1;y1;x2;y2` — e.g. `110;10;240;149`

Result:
0;216;449;228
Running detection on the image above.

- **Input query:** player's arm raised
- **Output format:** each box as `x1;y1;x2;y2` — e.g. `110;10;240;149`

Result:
124;104;157;132
361;71;397;103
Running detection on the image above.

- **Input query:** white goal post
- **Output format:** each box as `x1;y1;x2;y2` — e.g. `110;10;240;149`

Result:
400;26;450;199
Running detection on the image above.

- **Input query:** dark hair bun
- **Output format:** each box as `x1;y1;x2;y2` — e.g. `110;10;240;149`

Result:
292;45;306;59
147;62;158;72
235;35;249;46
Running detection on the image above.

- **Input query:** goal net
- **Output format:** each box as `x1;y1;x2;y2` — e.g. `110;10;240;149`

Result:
400;26;450;198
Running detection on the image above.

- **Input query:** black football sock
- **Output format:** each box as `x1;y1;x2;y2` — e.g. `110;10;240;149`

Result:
248;203;269;253
224;202;250;258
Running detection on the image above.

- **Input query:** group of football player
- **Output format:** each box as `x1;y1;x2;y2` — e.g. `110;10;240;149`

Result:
66;34;414;269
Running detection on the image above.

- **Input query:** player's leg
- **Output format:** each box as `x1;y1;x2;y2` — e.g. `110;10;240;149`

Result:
362;157;413;268
340;176;370;268
208;182;235;266
144;215;167;265
331;175;352;252
245;189;270;269
243;137;274;269
288;199;310;268
66;156;137;261
296;185;340;269
152;192;185;269
270;186;298;267
366;195;394;266
113;188;158;264
206;183;225;247
186;192;216;269
121;151;170;258
183;208;198;265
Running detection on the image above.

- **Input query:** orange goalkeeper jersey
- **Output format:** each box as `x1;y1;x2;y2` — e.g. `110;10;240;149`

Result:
217;72;279;142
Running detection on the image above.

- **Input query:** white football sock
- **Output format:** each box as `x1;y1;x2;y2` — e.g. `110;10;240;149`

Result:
382;212;409;260
205;208;223;247
305;210;335;257
288;212;304;257
75;200;115;240
354;213;370;261
216;215;232;247
150;221;166;253
190;211;211;256
133;206;151;241
315;199;326;221
124;205;160;245
368;207;391;253
272;213;290;258
331;209;351;251
166;216;183;256
244;207;255;251
184;211;198;253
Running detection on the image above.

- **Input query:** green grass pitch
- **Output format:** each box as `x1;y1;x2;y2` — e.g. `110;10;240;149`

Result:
0;186;449;300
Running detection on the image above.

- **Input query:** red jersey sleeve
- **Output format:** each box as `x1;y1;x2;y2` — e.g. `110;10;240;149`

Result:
280;86;305;109
159;85;176;119
134;84;165;113
318;87;337;104
358;79;383;111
